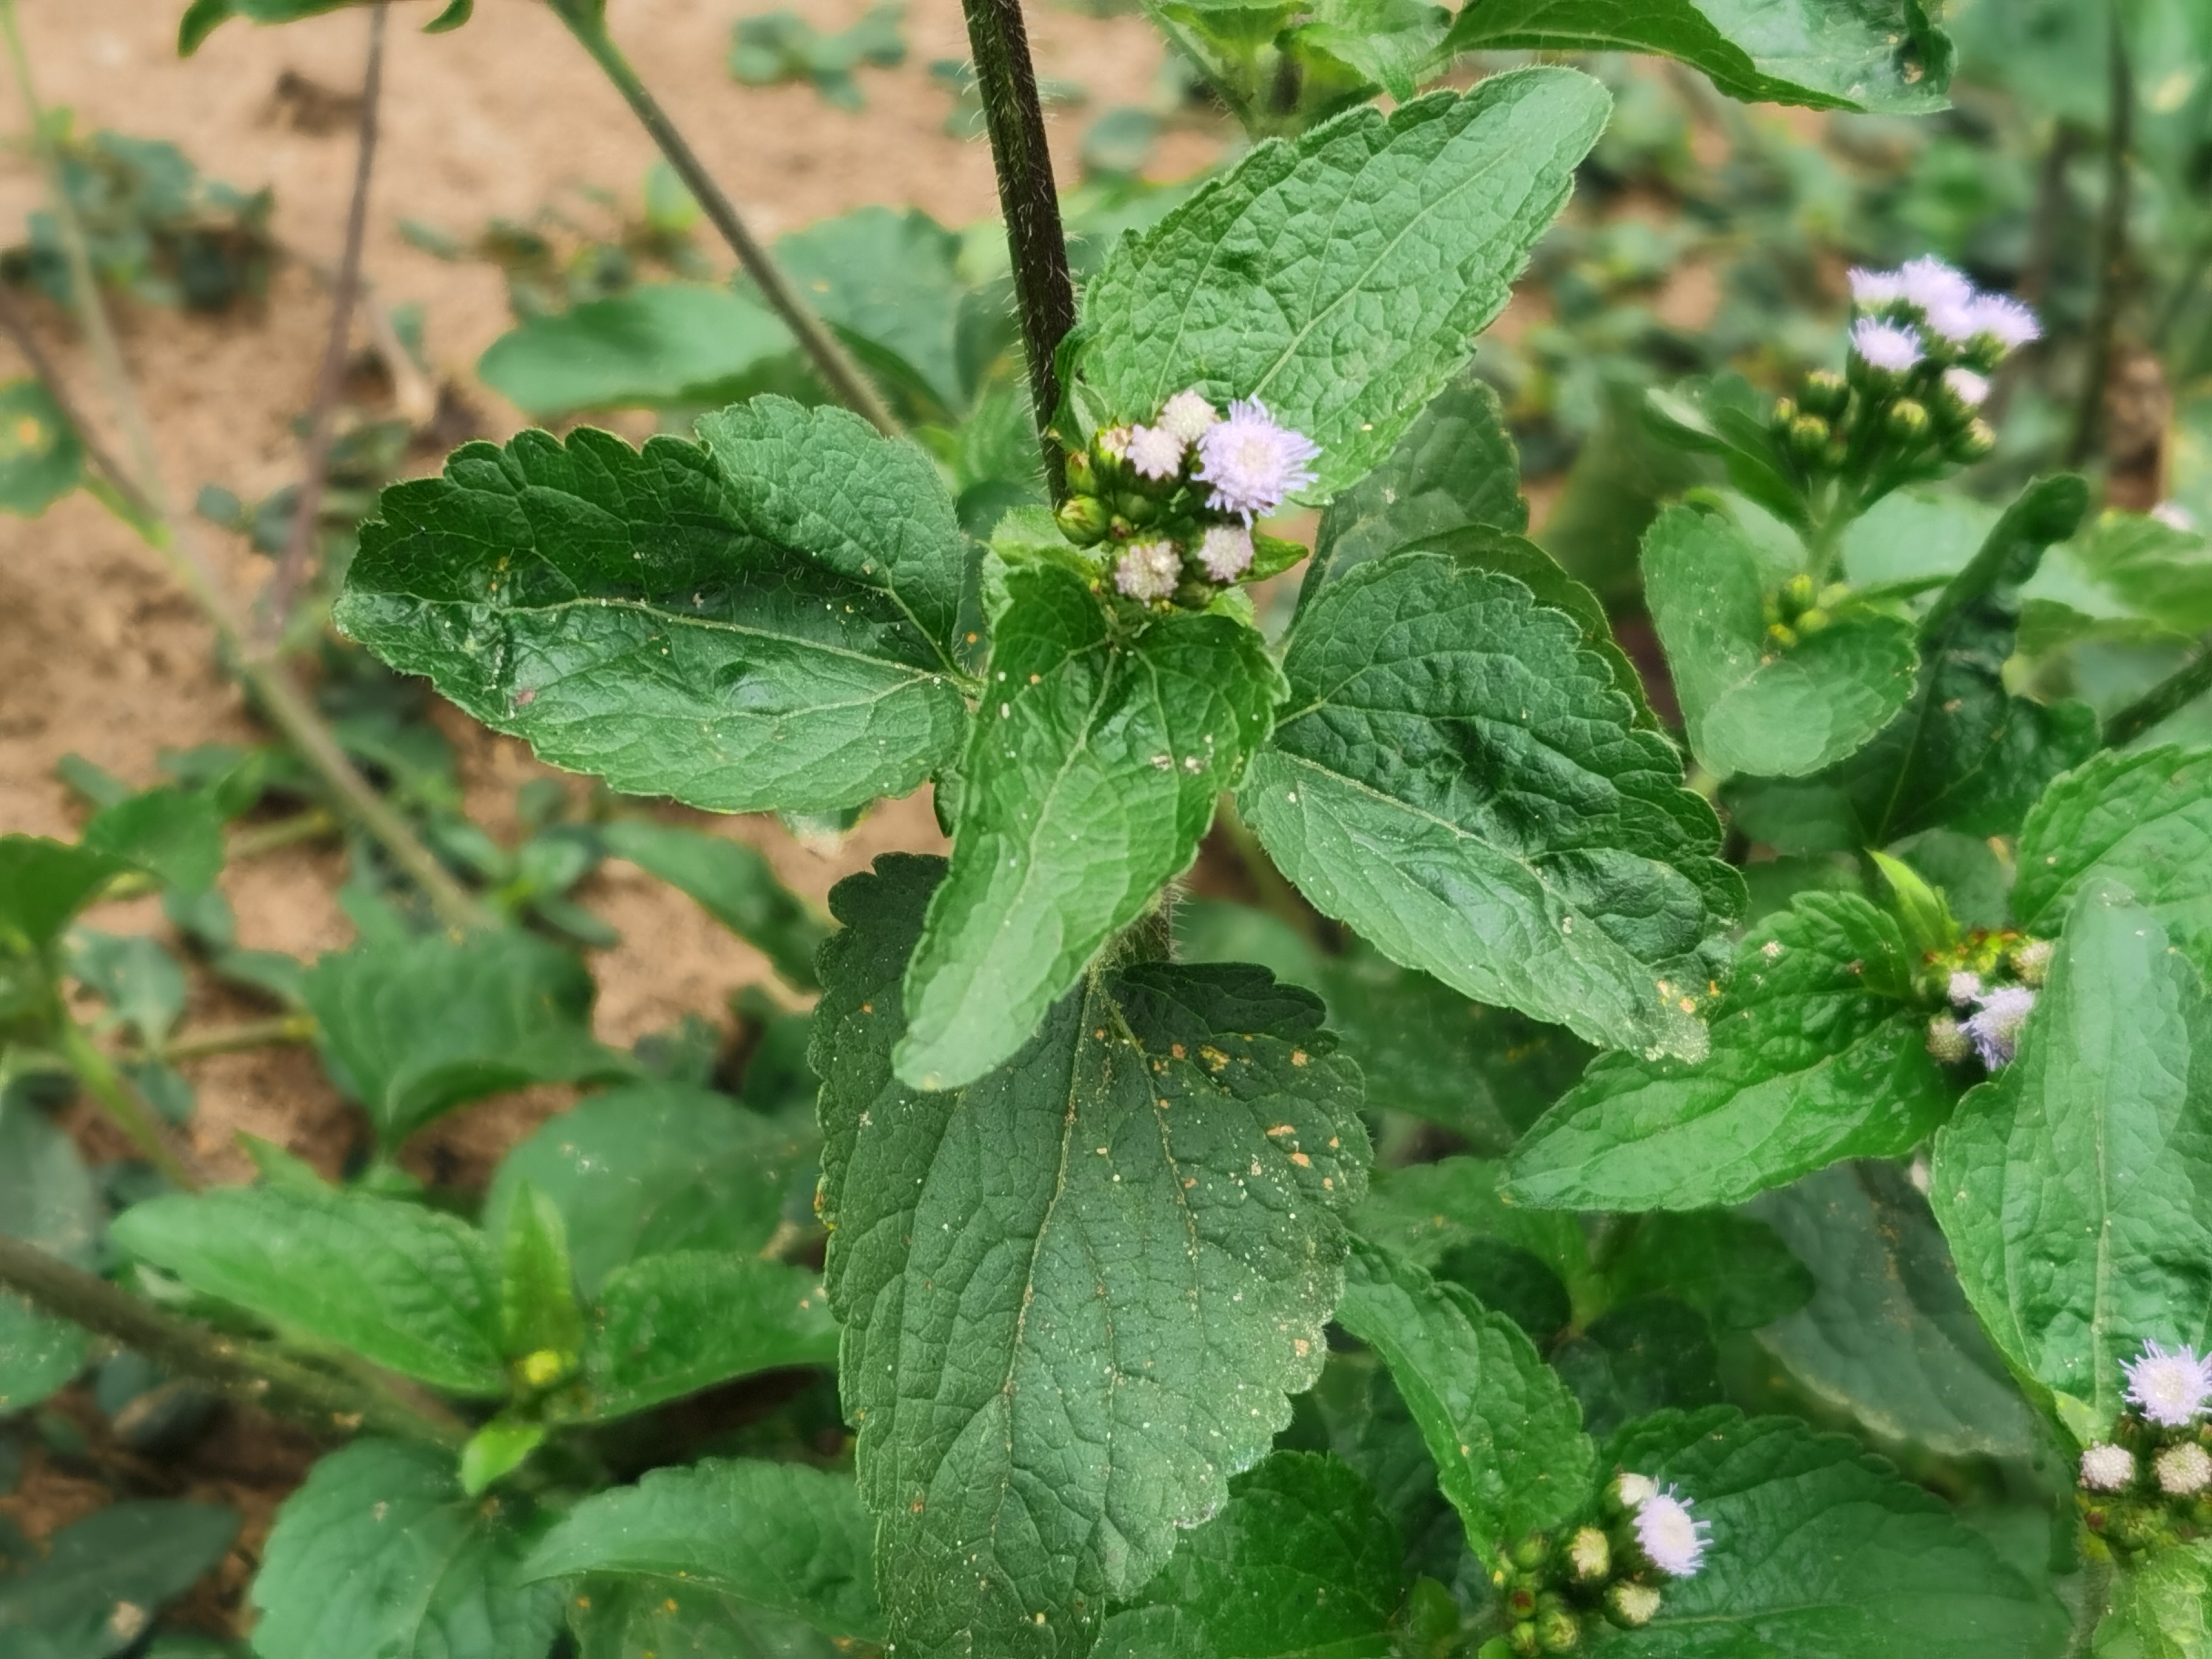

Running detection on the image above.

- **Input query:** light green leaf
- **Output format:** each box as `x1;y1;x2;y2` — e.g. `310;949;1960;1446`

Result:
600;820;828;990
302;929;632;1150
1643;504;1918;778
1070;73;1609;498
774;207;968;418
477;285;791;416
0;836;127;951
1503;893;1954;1210
1749;1162;2039;1458
0;1095;98;1410
568;1578;868;1659
253;1440;563;1659
2075;511;2212;636
1443;0;1954;113
112;1185;508;1395
1093;1452;1405;1658
460;1418;546;1497
500;1183;585;1365
1334;1237;1593;1564
578;1254;838;1421
1242;548;1741;1062
1931;885;2212;1429
2098;1543;2212;1659
893;564;1281;1090
82;786;224;894
526;1458;882;1642
818;855;1370;1656
0;379;84;515
1598;1408;2066;1657
69;931;188;1047
1287;0;1449;101
335;419;971;816
0;1501;236;1654
485;1081;816;1297
2016;746;2212;973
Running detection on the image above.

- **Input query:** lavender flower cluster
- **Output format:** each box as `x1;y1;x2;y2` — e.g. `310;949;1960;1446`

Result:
1926;936;2051;1071
1490;1472;1711;1652
1054;389;1318;608
2077;1341;2212;1558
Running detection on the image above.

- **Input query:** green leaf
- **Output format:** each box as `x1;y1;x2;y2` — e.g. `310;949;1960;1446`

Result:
1748;1162;2039;1458
0;836;126;951
892;565;1281;1090
500;1183;585;1365
1242;548;1742;1062
68;931;187;1048
2016;746;2212;973
476;285;791;416
486;1082;814;1297
1093;1452;1405;1658
1304;369;1527;602
86;784;226;895
2075;511;2212;637
1352;1156;1598;1319
335;418;972;816
1725;476;2098;853
1443;0;1954;113
1504;893;1954;1210
1931;885;2212;1430
817;854;1371;1655
1333;1237;1593;1564
2098;1543;2212;1659
301;929;632;1149
0;1500;236;1655
1553;1296;1723;1436
460;1418;546;1496
1598;1408;2066;1657
112;1185;508;1395
0;379;84;515
600;820;827;990
568;1578;866;1659
1643;505;1919;778
1068;73;1609;498
578;1255;838;1421
253;1440;563;1659
525;1458;883;1642
773;208;968;418
1289;0;1451;101
1604;1211;1812;1332
0;1094;98;1411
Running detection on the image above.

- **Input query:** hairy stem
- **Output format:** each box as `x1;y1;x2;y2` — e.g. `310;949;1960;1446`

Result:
0;1232;467;1450
2103;641;2212;749
957;0;1078;495
2067;5;2133;470
264;0;388;638
56;1010;201;1191
0;0;490;935
553;3;900;436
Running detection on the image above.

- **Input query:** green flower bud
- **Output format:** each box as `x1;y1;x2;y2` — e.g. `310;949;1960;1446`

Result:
1563;1526;1611;1584
1886;398;1932;442
1822;437;1849;470
1063;449;1098;496
1766;622;1798;652
1800;369;1849;417
1770;396;1799;436
1108;515;1135;540
1505;1584;1540;1620
1781;572;1817;615
1605;1583;1663;1629
1511;1533;1553;1572
1509;1620;1543;1658
1055;494;1110;546
1537;1607;1583;1653
2013;937;2054;988
1818;582;1851;611
1788;414;1831;461
1114;491;1160;528
1795;606;1831;635
1949;420;1997;463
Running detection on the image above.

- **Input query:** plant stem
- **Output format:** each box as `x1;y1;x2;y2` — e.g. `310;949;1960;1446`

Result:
0;0;491;936
139;1014;316;1065
552;3;900;437
2103;641;2212;749
0;286;156;528
264;0;388;640
1987;120;2080;428
2067;4;2134;470
0;1232;467;1450
55;1010;201;1191
956;0;1078;495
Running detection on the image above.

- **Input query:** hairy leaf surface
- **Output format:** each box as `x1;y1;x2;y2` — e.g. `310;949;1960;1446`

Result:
580;1255;839;1420
2016;745;2212;972
0;1096;97;1411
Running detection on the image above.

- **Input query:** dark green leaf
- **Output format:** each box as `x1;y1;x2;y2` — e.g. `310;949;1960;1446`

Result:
526;1458;882;1641
600;819;827;990
568;1578;866;1659
0;1096;97;1412
0;379;83;515
476;285;791;415
1643;505;1919;778
1093;1452;1405;1658
253;1440;563;1659
1443;0;1954;113
0;836;127;951
1070;73;1609;498
1552;1296;1721;1437
893;565;1281;1090
1244;548;1742;1063
1598;1408;2065;1657
2016;746;2212;973
818;855;1370;1655
2096;1542;2212;1659
1748;1162;2038;1458
1334;1237;1592;1563
485;1081;816;1296
0;1501;236;1657
1931;886;2212;1430
113;1185;507;1395
578;1255;838;1421
1504;893;1954;1210
1352;1156;1598;1320
335;418;972;816
302;929;632;1149
1604;1211;1812;1332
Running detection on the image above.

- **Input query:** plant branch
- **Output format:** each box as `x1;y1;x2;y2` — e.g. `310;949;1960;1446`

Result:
956;0;1078;495
2067;6;2133;470
551;3;900;436
134;1014;316;1066
2103;640;2212;749
0;0;491;935
56;1010;201;1191
0;285;155;525
0;1232;467;1450
264;0;388;640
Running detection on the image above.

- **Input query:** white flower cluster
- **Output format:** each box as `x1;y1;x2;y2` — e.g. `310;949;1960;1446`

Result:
1846;255;2040;380
2080;1341;2212;1501
1615;1471;1710;1578
1926;940;2051;1070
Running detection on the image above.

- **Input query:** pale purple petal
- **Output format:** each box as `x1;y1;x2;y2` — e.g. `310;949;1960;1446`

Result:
1113;540;1181;602
1193;398;1320;521
1850;317;1923;372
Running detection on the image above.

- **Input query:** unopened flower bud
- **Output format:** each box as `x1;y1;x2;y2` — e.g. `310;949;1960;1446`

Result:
1949;420;1997;463
1781;572;1817;614
1766;622;1798;651
1564;1526;1610;1584
1789;414;1831;461
1818;581;1851;610
1613;1472;1658;1512
2158;1443;2212;1496
1886;398;1932;441
1927;1016;1972;1066
2013;938;2054;988
1771;396;1799;436
2080;1444;2135;1492
1796;607;1831;635
518;1348;568;1389
1056;494;1110;546
1605;1583;1663;1629
1800;369;1849;417
1062;449;1098;496
1511;1533;1553;1572
1509;1620;1542;1657
1506;1583;1539;1619
1537;1606;1583;1653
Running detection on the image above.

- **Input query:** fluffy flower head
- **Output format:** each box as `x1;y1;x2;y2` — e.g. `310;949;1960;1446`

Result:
1196;523;1254;583
1567;1526;1610;1582
1965;985;2036;1068
1942;367;1991;409
2012;938;2054;988
2157;1443;2212;1496
2153;500;2200;534
1614;1471;1657;1510
1094;425;1134;461
1113;540;1181;603
1124;424;1185;481
1948;970;1984;1008
1848;265;1908;306
1608;1583;1663;1628
2080;1443;2135;1492
1900;255;1975;314
1156;389;1219;444
1194;398;1319;521
1851;317;1924;374
1635;1486;1711;1578
2126;1341;2212;1427
1963;293;2040;350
